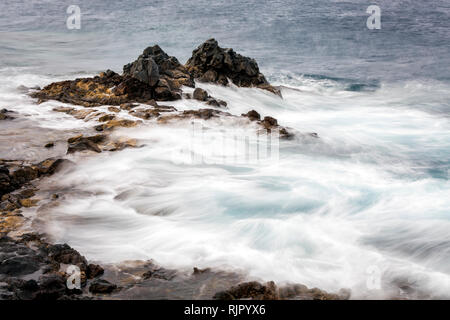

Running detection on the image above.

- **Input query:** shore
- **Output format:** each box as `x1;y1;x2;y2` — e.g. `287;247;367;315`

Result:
0;39;350;300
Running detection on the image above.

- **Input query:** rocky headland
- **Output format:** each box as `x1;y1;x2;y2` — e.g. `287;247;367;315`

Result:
0;39;345;300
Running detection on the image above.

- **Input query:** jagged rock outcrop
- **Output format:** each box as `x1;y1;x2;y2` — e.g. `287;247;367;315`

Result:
124;45;194;101
0;109;14;120
185;39;281;96
31;70;155;107
30;40;280;108
0;159;67;199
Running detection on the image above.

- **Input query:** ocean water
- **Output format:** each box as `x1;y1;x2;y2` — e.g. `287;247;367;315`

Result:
1;0;450;299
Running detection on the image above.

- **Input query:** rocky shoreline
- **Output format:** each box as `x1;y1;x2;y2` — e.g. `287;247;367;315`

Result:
0;39;347;300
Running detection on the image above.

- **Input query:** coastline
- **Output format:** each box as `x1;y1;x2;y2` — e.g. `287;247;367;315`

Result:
0;39;348;300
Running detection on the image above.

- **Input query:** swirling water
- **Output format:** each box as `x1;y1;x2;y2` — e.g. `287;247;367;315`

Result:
1;0;449;298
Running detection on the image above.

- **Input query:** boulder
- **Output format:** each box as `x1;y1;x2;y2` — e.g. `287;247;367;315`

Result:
242;110;261;121
193;88;209;101
0;109;14;120
89;279;117;294
186;39;281;96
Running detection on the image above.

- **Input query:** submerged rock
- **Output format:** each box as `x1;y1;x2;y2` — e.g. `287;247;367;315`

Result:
186;39;281;96
193;88;227;107
0;159;67;199
89;279;117;294
242;110;261;121
0;109;14;120
213;281;279;300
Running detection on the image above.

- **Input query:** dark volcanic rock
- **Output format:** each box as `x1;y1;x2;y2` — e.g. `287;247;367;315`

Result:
0;159;66;199
35;274;67;300
46;243;88;271
193;88;209;101
213;281;279;300
0;234;114;300
0;255;42;276
30;70;154;107
89;279;117;294
0;109;14;120
123;55;160;87
242;110;261;121
192;88;227;107
87;264;104;279
186;39;281;96
66;134;107;154
124;45;194;101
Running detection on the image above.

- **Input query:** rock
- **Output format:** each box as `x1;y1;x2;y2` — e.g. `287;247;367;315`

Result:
100;119;141;131
193;267;211;275
36;158;67;175
142;267;176;281
108;106;120;113
67;140;101;154
31;70;154;107
46;243;88;272
44;142;54;148
193;88;209;101
128;45;195;89
157;108;232;124
0;160;62;199
213;281;279;300
89;279;117;294
192;88;227;107
19;198;39;208
66;135;106;154
120;103;138;111
102;138;138;152
206;98;227;107
0;255;42;276
123;56;160;87
186;39;281;96
124;45;194;101
261;116;278;129
35;274;67;300
242;110;261;121
53;106;75;114
98;114;116;122
0;109;14;120
87;264;104;279
279;127;294;140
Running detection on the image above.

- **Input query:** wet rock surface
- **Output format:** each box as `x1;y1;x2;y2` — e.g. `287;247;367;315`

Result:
0;41;338;301
0;109;15;120
31;70;156;107
213;281;350;300
192;88;227;107
0;159;67;199
0;233;107;300
186;39;281;96
30;39;280;108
